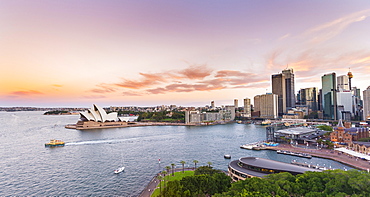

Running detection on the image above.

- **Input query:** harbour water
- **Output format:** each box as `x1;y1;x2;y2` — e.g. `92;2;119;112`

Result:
0;111;352;196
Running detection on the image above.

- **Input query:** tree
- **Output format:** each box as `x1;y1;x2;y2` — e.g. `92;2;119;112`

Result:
161;170;168;188
207;161;212;167
180;160;186;173
165;166;171;175
194;166;221;175
157;174;164;194
193;160;199;169
171;163;176;176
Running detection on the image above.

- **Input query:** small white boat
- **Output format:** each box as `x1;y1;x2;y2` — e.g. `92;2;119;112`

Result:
114;166;125;174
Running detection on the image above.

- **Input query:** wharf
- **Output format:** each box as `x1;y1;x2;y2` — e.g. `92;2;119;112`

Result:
291;161;328;170
266;144;370;171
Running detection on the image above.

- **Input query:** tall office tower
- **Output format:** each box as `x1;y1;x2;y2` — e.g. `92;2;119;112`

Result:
211;101;215;108
243;98;251;117
322;73;337;120
272;73;286;116
352;87;362;120
363;86;370;121
337;75;350;91
300;87;318;112
282;69;296;110
234;99;238;108
254;93;279;119
318;89;322;111
337;91;353;121
272;69;295;116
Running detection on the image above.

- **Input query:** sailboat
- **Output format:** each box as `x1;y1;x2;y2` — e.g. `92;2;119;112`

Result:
114;156;125;174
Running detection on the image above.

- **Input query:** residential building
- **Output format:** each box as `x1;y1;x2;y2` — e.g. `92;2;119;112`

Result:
225;105;236;120
254;93;278;119
364;86;370;121
234;99;238;108
243;98;251;118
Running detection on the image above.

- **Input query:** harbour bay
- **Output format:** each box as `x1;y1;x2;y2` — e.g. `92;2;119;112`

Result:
0;111;352;196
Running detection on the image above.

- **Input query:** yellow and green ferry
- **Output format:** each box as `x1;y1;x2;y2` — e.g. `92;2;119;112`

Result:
45;139;65;147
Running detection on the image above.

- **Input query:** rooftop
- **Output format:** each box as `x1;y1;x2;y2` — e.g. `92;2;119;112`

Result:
275;127;317;135
239;157;321;174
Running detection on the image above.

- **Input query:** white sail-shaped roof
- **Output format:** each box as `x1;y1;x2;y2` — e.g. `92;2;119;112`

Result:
80;111;95;121
79;104;118;122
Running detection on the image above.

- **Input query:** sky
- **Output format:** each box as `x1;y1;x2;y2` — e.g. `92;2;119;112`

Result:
1;0;370;108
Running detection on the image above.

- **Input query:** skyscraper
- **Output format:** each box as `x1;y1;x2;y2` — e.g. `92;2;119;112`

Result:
363;86;370;121
271;68;295;116
337;75;350;91
299;87;318;112
282;69;296;110
322;73;337;120
272;73;286;116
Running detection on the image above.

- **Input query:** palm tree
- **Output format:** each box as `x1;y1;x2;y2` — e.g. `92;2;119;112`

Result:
165;166;171;175
193;160;199;169
180;160;186;173
157;174;163;194
207;161;212;168
161;170;167;188
171;163;176;176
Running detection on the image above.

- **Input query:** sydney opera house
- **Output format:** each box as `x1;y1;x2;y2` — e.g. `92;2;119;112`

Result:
66;104;138;130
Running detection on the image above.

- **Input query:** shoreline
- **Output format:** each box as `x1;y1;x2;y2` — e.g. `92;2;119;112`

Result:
64;121;230;130
65;122;197;130
265;144;370;171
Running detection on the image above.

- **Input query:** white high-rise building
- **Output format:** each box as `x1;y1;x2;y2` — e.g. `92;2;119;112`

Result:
243;98;251;118
234;99;238;108
363;86;370;121
337;75;350;91
337;90;353;121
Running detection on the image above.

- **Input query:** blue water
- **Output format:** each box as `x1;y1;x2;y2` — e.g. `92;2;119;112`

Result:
0;111;352;196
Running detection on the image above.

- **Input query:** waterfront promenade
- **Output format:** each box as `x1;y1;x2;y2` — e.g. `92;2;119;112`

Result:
138;167;195;197
266;144;370;171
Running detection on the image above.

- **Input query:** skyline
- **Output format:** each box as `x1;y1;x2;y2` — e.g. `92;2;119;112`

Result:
1;1;370;107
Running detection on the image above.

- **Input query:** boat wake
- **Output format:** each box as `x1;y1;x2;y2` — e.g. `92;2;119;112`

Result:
65;138;138;146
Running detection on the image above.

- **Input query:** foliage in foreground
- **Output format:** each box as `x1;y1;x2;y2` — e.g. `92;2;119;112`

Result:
215;169;370;197
158;166;231;197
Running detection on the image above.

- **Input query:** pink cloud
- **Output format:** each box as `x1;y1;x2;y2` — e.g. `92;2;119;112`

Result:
115;73;167;89
89;65;274;96
122;91;145;96
177;64;213;79
12;90;43;96
90;84;117;93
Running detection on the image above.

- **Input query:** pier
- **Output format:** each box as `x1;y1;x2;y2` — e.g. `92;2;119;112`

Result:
265;144;370;171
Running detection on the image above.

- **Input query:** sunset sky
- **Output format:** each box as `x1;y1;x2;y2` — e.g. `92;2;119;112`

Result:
1;1;370;107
